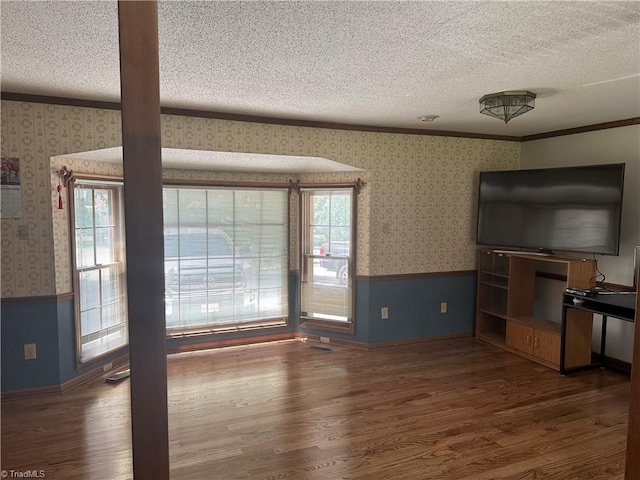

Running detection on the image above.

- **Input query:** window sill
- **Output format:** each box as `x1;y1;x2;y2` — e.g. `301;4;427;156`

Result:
166;318;288;338
76;344;129;370
299;317;354;335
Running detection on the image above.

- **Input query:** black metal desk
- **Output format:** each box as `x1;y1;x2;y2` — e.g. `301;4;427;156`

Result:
560;292;636;374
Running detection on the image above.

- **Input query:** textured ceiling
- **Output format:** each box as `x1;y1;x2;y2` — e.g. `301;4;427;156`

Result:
2;1;639;137
53;147;364;174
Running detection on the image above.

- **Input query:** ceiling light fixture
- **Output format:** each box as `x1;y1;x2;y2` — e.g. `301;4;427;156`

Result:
479;91;536;123
418;115;439;122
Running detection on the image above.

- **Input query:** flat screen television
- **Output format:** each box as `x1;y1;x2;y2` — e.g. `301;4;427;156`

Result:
476;163;625;256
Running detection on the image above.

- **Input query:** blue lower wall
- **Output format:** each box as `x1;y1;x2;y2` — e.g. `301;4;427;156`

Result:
1;298;128;392
365;274;476;343
298;272;476;344
1;301;61;390
2;271;476;393
56;299;78;385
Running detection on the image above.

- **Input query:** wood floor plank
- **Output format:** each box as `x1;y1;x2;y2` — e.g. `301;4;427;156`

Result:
1;338;630;479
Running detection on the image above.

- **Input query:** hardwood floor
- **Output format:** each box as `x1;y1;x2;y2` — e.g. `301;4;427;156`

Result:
1;338;631;479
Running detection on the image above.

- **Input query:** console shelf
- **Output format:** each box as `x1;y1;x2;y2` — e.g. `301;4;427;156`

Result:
475;250;595;371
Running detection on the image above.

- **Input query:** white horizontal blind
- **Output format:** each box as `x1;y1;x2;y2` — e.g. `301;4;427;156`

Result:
163;187;288;330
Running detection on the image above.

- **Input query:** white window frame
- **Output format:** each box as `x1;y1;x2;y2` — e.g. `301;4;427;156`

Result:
70;180;128;365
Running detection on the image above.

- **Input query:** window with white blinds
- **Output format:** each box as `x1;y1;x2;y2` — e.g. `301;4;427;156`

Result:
163;187;289;331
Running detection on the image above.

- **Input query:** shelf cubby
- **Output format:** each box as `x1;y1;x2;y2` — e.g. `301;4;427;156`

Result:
475;249;596;371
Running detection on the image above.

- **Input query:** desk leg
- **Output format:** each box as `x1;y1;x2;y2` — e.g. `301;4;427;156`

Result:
560;305;568;375
600;315;608;367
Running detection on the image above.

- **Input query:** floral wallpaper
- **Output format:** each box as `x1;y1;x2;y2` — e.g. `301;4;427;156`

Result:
1;100;520;298
1;102;122;297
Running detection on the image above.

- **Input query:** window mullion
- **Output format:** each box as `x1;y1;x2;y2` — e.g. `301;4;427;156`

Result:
98;268;104;334
91;190;97;267
205;189;211;324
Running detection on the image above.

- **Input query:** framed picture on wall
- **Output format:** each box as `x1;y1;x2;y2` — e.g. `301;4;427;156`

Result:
1;156;22;218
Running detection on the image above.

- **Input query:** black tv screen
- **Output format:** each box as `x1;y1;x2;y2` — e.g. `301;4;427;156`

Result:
476;163;625;255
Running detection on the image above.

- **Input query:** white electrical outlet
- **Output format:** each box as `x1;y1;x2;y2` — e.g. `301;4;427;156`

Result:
381;307;389;320
320;336;330;344
103;362;113;373
440;302;448;314
24;343;37;360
